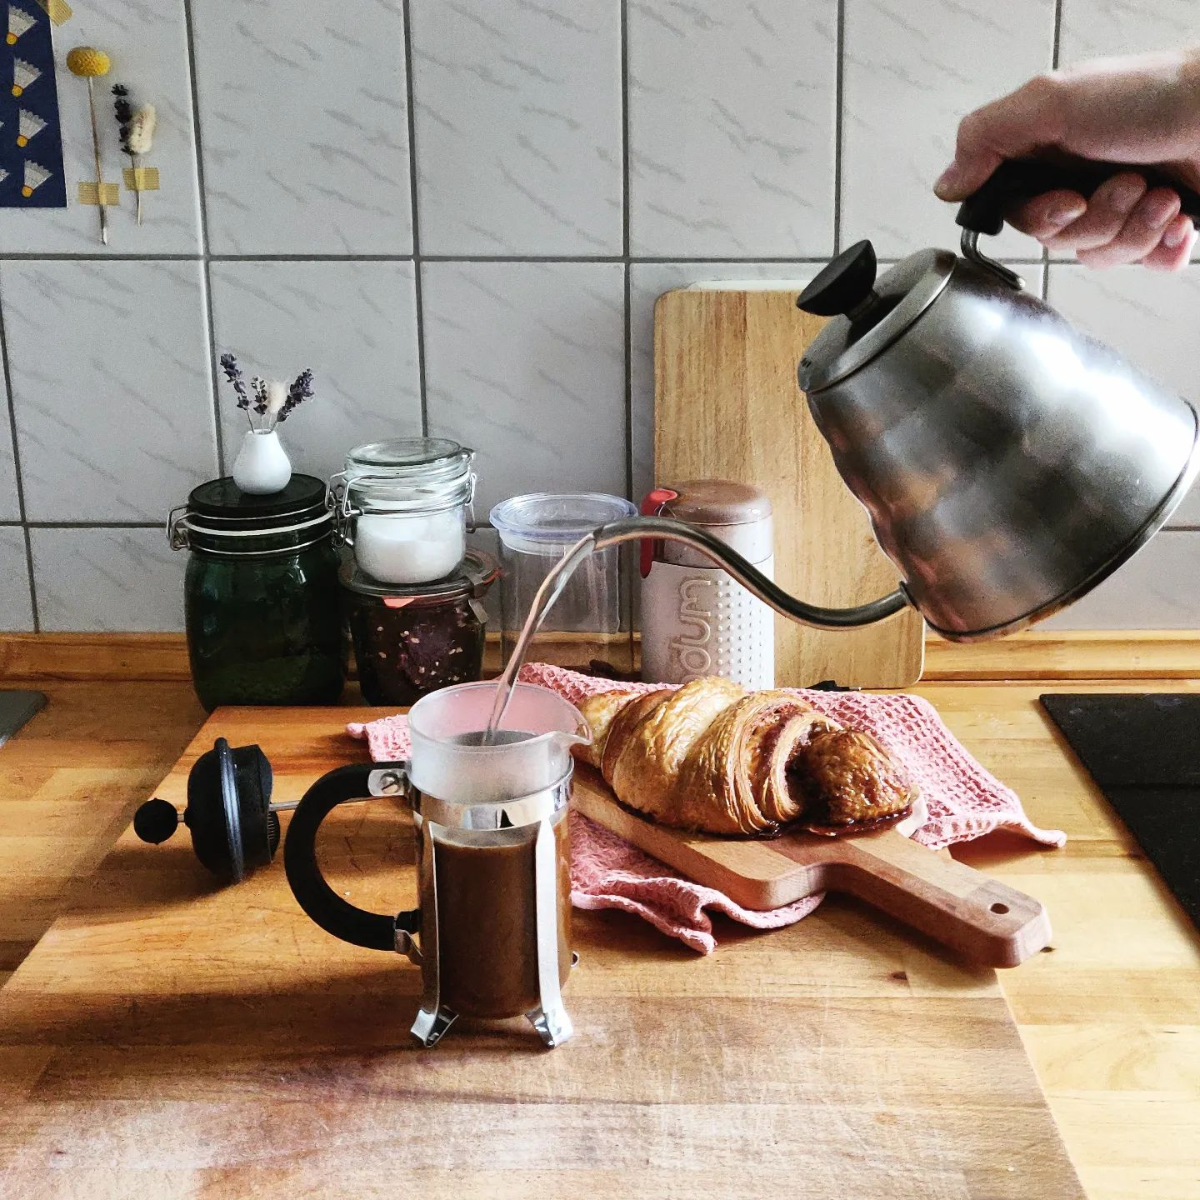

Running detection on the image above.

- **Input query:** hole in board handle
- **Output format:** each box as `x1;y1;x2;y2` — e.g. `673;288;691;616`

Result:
990;902;1010;915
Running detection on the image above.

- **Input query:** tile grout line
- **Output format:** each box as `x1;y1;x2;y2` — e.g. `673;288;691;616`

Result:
181;0;226;476
14;521;168;529
832;0;845;256
1042;0;1065;303
0;252;1062;265
621;0;633;501
402;0;430;437
0;270;39;631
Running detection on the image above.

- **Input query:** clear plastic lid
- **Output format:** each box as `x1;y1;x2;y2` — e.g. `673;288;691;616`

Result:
490;492;637;555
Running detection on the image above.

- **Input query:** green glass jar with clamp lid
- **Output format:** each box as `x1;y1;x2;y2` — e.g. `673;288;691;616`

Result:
169;475;344;712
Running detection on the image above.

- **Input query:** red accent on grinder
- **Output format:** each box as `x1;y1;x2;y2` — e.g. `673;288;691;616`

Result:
639;487;679;578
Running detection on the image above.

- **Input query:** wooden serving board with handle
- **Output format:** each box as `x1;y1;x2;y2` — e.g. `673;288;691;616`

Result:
573;765;1050;967
654;286;925;688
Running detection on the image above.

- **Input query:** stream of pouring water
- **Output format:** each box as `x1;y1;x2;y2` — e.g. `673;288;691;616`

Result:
483;532;598;741
481;517;908;742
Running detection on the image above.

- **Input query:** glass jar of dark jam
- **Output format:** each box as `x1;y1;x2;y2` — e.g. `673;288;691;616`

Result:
342;550;498;706
170;476;344;712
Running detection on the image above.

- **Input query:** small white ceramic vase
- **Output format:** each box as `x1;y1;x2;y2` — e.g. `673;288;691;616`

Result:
232;429;292;495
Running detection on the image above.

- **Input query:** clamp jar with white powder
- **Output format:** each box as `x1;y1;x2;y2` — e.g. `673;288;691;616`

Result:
329;438;475;586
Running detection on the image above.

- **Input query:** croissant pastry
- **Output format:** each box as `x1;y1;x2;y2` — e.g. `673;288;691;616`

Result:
574;677;916;837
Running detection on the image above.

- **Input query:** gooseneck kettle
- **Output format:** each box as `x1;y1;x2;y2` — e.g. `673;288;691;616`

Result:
584;160;1200;643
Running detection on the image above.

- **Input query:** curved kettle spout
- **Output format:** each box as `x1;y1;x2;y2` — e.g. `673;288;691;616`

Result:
592;516;909;631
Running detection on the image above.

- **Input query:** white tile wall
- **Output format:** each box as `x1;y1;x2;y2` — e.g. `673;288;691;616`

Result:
1048;264;1200;527
1060;0;1197;61
0;527;32;631
1040;532;1200;630
422;261;626;515
30;526;183;632
210;261;422;482
1;260;215;522
842;0;1052;261
190;1;412;254
410;0;622;255
628;0;837;257
0;0;203;254
0;2;1194;633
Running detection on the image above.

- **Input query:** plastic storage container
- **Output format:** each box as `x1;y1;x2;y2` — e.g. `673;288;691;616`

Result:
342;549;498;706
170;475;343;712
329;437;475;586
490;493;637;675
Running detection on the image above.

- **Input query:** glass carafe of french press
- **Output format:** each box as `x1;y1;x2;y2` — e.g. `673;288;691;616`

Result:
283;681;588;1048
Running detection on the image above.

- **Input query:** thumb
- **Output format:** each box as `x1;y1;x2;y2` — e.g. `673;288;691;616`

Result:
934;77;1063;201
935;148;1005;202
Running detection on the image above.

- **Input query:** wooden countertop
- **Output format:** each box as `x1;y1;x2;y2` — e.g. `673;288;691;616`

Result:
0;636;1198;1198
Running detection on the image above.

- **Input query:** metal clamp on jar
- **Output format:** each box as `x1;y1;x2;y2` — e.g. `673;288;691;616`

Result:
328;438;476;587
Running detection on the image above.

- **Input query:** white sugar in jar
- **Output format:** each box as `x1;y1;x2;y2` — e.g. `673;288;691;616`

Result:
354;511;465;585
329;438;475;586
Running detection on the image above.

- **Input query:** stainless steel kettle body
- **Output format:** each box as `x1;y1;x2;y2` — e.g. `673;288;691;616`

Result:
796;161;1200;640
575;164;1200;651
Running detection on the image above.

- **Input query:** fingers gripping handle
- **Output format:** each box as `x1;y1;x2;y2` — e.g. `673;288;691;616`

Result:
283;762;411;952
957;158;1200;237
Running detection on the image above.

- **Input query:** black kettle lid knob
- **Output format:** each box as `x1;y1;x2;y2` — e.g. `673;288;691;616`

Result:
797;240;878;318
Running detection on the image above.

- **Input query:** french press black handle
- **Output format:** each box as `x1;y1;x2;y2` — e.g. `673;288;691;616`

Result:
957;158;1200;237
283;762;416;952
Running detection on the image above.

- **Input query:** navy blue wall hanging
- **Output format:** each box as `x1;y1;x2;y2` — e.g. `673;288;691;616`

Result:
0;2;66;207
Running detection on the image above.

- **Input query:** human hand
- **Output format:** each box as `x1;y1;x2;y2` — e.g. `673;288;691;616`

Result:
934;48;1200;270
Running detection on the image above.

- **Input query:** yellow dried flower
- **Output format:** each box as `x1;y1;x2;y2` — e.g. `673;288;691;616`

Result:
66;46;110;77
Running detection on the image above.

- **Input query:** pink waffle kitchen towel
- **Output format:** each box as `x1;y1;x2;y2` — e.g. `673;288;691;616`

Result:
347;665;1065;954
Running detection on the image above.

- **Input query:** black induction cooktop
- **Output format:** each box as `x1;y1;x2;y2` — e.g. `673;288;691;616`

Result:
1041;693;1200;929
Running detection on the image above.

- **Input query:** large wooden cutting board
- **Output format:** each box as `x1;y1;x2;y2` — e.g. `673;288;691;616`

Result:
573;767;1050;968
654;287;925;687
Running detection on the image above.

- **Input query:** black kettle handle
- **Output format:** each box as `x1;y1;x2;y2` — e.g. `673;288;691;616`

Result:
958;158;1200;237
283;762;412;952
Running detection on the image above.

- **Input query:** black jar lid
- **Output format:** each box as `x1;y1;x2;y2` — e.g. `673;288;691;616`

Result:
340;549;499;602
186;475;329;531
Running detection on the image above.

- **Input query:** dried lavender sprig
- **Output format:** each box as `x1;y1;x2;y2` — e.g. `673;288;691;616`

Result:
219;353;250;410
111;83;133;157
277;368;314;423
251;376;269;417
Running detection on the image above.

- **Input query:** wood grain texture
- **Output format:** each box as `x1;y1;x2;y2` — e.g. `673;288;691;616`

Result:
2;667;1200;1198
924;630;1200;681
0;680;204;984
0;703;1081;1199
0;633;193;680
6;628;1200;684
573;767;1050;966
653;288;925;688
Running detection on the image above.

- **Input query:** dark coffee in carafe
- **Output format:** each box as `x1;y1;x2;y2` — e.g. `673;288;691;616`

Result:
432;813;572;1018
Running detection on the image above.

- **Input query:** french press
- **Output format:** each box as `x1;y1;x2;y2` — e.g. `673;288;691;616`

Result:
284;681;588;1049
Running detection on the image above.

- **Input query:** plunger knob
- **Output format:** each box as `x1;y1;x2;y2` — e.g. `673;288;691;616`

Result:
133;797;181;845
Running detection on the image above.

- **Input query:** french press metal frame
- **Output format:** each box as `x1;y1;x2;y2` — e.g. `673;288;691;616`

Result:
283;761;576;1049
